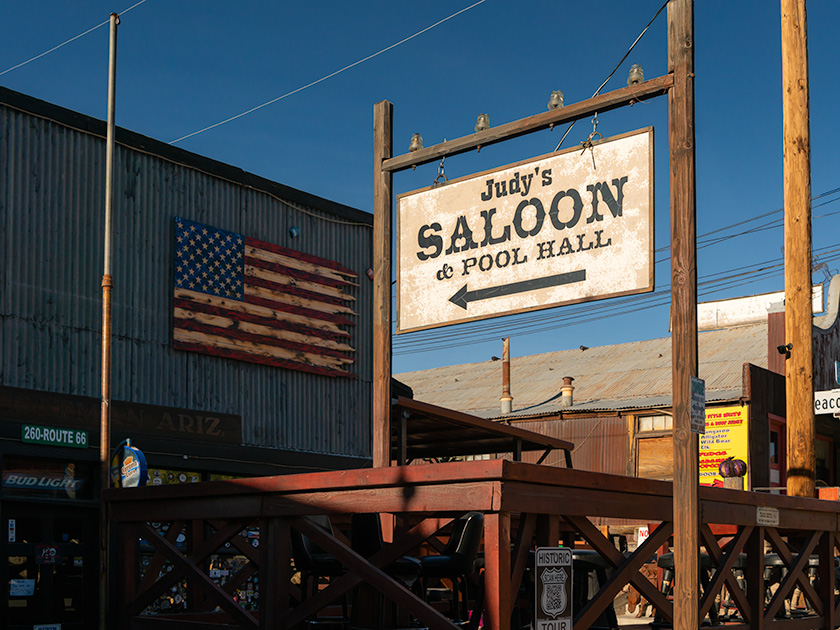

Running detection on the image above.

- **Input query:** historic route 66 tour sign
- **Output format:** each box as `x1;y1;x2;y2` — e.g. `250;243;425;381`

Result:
535;547;573;630
396;128;653;333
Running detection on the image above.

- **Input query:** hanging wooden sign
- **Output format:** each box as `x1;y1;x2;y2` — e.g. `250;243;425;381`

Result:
396;128;653;333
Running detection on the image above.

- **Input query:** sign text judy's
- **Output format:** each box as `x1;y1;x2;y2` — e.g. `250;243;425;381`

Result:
397;128;654;333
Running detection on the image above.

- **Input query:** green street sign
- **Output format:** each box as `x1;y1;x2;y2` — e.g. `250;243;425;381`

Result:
22;424;89;449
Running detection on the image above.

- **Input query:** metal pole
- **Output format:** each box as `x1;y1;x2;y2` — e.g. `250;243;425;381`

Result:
781;0;815;498
100;12;118;630
501;337;513;414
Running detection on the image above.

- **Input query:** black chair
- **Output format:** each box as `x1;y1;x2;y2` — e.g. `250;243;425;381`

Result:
290;515;347;621
763;553;839;616
420;511;484;622
351;513;422;629
571;549;619;630
654;552;718;626
351;513;422;585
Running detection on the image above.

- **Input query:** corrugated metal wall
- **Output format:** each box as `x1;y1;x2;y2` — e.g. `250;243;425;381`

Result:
0;98;373;458
515;415;628;475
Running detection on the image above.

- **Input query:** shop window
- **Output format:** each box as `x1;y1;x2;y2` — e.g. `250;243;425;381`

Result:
638;414;673;433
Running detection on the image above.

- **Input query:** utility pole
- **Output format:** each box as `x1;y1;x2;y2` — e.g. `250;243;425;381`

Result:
781;0;815;498
100;12;119;630
668;1;699;630
372;100;393;468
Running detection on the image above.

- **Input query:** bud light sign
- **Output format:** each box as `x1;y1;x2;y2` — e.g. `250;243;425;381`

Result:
535;547;572;630
110;439;148;488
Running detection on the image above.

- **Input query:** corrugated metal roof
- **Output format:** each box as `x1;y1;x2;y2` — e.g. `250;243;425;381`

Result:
396;322;768;419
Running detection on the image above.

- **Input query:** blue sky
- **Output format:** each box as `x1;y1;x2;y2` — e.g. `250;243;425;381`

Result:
2;1;840;373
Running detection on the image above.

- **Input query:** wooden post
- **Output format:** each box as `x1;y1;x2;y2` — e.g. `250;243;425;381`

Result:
373;100;393;468
668;2;699;630
483;512;511;630
781;0;815;498
745;527;766;630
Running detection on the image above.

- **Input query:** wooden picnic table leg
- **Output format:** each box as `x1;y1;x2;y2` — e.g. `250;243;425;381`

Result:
484;511;512;630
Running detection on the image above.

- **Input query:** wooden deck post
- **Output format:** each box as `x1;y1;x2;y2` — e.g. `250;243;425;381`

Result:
781;0;815;498
260;517;290;630
668;2;699;630
483;512;511;630
373;100;393;468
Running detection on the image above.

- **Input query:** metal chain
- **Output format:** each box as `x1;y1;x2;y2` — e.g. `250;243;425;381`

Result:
432;154;448;188
580;114;603;169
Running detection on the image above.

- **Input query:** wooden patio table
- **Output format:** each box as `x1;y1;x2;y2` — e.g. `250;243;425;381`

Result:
106;459;840;630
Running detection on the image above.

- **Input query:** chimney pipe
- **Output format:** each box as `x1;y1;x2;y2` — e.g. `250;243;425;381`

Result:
501;337;513;414
560;376;575;407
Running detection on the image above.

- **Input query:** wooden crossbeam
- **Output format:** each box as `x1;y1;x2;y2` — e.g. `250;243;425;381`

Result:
699;523;753;623
765;528;823;615
763;530;820;621
286;515;458;630
135;522;259;629
380;74;673;173
563;515;673;627
131;518;256;616
137;520;186;594
509;513;537;610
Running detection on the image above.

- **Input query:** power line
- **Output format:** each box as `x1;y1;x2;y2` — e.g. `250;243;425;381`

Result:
555;0;668;151
394;241;840;355
0;0;149;77
169;0;488;145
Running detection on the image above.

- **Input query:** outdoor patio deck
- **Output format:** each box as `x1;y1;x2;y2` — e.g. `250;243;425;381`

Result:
106;459;840;630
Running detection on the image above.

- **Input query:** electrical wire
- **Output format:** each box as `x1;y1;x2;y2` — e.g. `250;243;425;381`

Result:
169;0;488;145
393;188;840;351
554;0;668;152
393;239;840;355
0;0;149;77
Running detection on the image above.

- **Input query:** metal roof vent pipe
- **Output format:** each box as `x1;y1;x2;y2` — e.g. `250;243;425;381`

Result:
560;376;575;407
500;337;513;414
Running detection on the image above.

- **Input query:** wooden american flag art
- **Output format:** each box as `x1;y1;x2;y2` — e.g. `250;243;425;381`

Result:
173;218;357;377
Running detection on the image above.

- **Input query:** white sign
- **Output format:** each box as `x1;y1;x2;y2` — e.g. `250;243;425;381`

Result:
535;547;573;630
690;377;706;434
396;129;654;333
756;506;780;527
814;389;840;414
637;526;650;545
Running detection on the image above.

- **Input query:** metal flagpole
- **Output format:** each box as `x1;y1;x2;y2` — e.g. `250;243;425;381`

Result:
100;12;119;629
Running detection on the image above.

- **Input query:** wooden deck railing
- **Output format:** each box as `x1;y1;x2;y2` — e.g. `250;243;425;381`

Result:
106;460;840;630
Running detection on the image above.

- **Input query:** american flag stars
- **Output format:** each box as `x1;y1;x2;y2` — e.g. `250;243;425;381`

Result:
174;219;243;299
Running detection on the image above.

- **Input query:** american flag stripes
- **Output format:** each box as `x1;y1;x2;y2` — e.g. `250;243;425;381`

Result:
173;218;357;377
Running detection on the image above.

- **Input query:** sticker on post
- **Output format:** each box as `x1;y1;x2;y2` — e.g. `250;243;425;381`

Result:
535;547;573;630
690;376;706;434
756;506;780;527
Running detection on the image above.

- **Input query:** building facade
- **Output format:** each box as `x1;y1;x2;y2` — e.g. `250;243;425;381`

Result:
0;86;373;628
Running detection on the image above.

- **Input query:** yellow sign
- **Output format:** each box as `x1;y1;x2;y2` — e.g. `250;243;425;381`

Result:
699;404;749;486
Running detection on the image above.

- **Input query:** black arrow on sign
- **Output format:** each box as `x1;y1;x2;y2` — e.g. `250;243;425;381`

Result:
449;269;586;310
